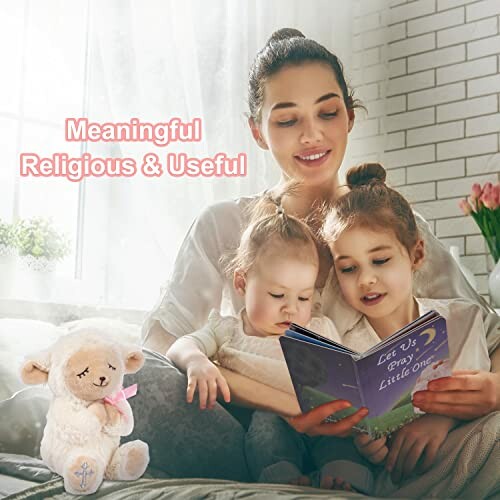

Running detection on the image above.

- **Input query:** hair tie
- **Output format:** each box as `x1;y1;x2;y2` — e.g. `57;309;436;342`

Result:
276;205;285;216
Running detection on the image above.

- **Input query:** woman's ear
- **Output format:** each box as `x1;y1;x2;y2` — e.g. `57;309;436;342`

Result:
411;239;425;270
233;270;247;296
347;107;355;133
248;117;269;150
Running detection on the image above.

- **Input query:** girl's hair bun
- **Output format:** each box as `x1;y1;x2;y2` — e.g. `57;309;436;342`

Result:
346;162;386;189
267;28;305;46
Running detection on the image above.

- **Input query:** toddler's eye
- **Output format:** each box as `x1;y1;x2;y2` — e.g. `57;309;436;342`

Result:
340;266;356;274
108;363;116;371
276;119;296;127
298;296;311;302
269;293;284;299
77;367;89;378
373;258;390;265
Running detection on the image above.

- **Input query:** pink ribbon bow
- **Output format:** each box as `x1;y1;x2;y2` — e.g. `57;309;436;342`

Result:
103;383;138;416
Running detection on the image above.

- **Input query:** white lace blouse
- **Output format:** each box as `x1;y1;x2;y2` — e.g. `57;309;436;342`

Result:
178;309;341;394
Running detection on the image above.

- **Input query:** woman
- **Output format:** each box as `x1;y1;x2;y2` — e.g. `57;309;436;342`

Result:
131;29;500;490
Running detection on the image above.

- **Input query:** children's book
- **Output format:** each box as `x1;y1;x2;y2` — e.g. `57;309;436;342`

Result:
279;311;450;438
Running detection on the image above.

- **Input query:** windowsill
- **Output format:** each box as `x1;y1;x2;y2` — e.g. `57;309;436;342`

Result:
0;297;147;326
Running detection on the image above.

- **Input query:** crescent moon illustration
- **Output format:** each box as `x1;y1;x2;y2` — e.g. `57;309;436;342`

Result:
419;327;436;346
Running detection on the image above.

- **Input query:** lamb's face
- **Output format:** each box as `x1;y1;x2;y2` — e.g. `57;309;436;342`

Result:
64;346;123;401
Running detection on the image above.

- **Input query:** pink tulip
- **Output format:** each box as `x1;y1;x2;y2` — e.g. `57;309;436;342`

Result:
492;184;500;209
480;182;495;209
459;198;472;215
471;183;482;200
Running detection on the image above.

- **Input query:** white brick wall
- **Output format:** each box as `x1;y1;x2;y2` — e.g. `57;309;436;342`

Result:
350;0;500;301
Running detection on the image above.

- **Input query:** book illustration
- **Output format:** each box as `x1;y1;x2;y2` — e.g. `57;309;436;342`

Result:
280;312;450;438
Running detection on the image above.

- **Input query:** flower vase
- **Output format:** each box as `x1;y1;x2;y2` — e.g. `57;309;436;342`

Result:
488;259;500;307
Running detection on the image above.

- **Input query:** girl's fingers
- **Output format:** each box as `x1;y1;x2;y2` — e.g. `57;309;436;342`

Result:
207;379;218;409
401;440;426;479
186;378;197;403
218;376;231;403
392;437;414;483
198;379;208;409
419;440;440;473
386;433;403;473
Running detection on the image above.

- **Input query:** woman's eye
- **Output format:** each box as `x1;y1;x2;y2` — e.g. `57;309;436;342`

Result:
77;367;89;378
108;363;116;371
373;258;390;265
321;112;337;119
269;293;284;299
276;119;296;127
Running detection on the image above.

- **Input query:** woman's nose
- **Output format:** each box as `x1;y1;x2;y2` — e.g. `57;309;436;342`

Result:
300;118;322;143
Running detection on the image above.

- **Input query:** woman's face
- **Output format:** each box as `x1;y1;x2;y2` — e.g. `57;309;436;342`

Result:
252;62;354;187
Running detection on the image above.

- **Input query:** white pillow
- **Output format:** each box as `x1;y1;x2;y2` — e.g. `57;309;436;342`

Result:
0;319;65;402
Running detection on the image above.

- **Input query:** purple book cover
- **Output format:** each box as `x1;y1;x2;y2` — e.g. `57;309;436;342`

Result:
280;311;450;438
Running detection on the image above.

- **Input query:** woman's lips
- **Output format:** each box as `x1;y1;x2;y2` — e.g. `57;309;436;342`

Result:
294;149;331;168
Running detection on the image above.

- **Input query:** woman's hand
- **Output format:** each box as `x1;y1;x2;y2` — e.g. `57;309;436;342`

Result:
412;370;500;420
285;400;368;438
385;415;456;484
186;360;231;410
354;433;388;465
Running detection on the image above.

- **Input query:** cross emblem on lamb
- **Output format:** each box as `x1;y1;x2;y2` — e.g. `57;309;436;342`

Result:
74;461;94;489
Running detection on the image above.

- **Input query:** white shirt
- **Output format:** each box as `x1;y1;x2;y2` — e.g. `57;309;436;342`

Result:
179;309;341;394
341;298;491;372
143;195;500;354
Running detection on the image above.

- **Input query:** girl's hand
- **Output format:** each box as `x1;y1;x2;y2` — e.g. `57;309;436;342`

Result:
412;370;500;420
186;360;231;410
386;415;456;483
285;400;368;438
354;433;388;465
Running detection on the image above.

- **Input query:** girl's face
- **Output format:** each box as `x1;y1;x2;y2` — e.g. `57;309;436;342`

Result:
235;249;317;336
330;226;424;325
251;62;354;188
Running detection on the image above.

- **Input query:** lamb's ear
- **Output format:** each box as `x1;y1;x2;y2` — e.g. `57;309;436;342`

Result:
123;347;144;374
20;351;51;385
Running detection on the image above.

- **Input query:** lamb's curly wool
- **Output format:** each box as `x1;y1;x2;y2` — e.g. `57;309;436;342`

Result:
20;321;149;495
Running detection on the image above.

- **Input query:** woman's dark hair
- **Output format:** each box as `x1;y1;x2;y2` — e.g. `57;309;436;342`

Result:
248;28;363;122
322;163;420;255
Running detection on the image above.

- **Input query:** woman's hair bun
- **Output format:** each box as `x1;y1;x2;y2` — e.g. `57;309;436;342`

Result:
267;28;305;46
346;162;386;189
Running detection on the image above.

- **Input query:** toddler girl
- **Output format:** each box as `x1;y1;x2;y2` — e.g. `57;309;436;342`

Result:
167;189;373;492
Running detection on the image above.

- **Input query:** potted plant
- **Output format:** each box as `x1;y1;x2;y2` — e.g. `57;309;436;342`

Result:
0;219;18;257
16;217;71;272
459;182;500;305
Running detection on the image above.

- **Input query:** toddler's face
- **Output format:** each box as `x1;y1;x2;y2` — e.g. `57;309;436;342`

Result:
241;252;317;336
330;227;421;323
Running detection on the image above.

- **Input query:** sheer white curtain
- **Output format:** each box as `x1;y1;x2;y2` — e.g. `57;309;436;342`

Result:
88;0;356;310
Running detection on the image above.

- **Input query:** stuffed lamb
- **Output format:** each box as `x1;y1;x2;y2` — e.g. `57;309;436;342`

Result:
20;322;149;495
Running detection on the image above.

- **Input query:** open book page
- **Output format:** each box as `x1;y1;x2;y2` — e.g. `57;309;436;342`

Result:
279;336;364;421
355;315;449;436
